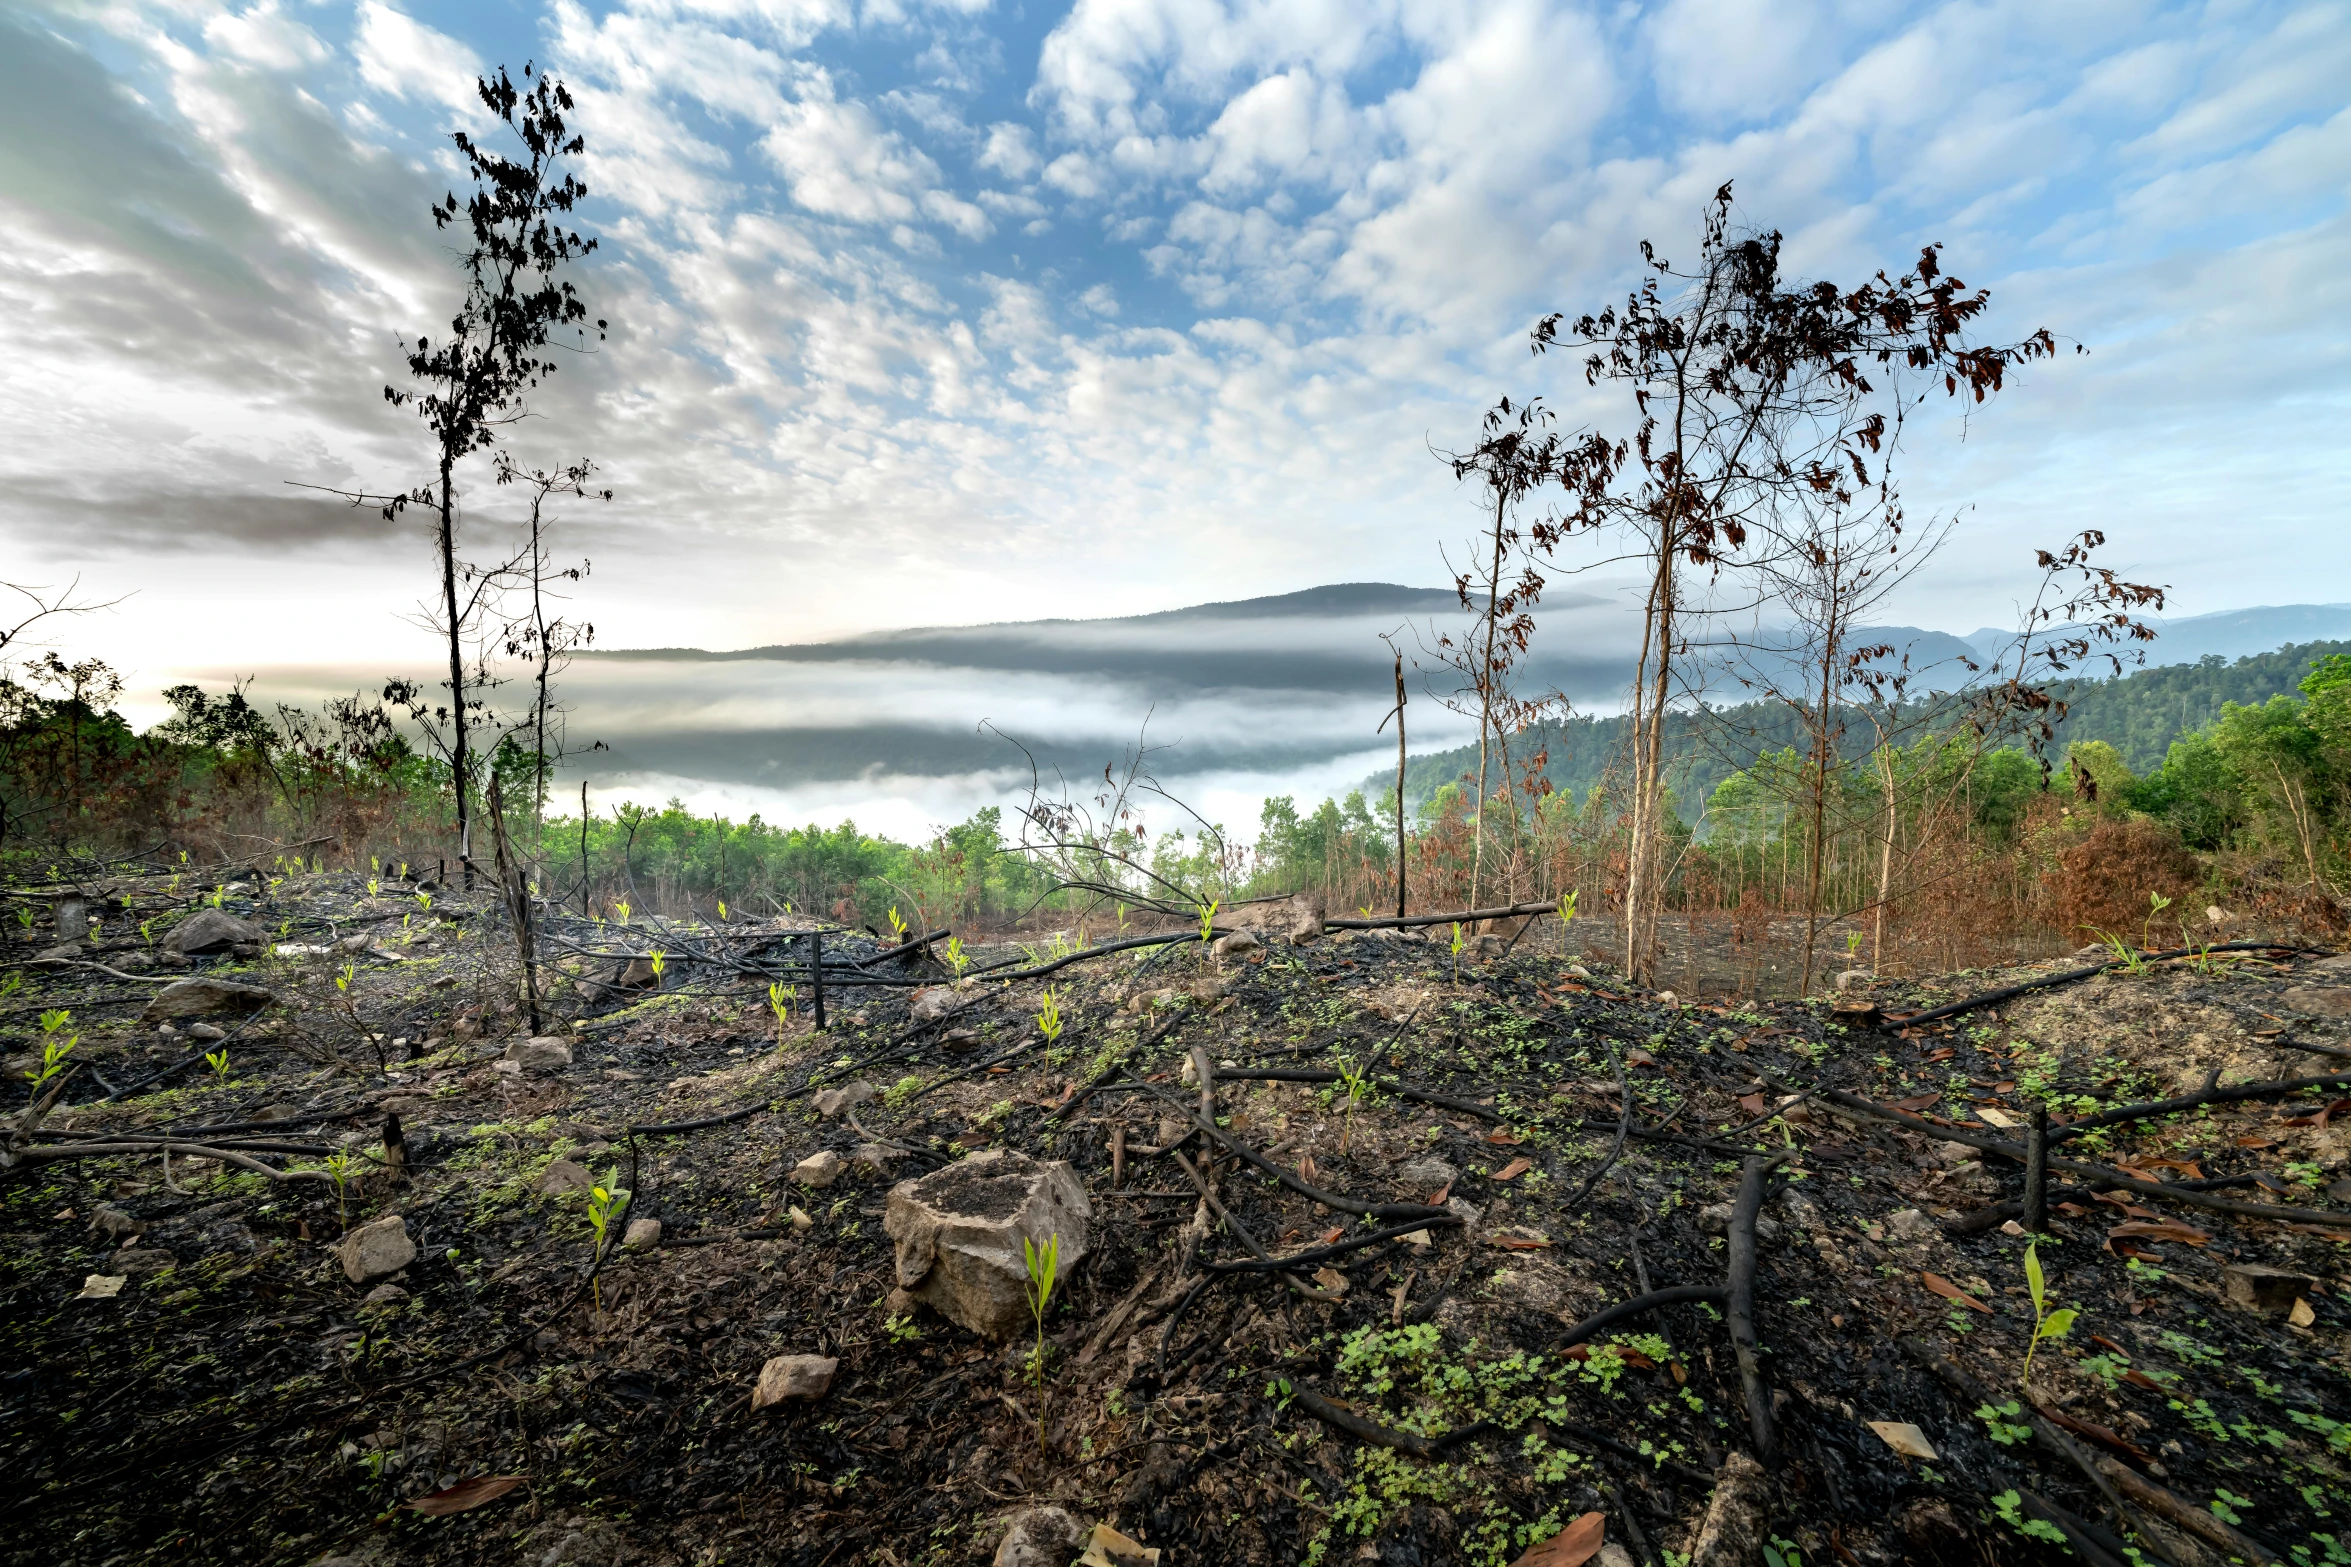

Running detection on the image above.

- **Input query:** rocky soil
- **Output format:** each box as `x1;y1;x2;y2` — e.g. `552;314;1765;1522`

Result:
2;866;2347;1567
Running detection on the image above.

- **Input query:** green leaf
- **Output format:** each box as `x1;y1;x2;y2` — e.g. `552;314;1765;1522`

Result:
2023;1241;2045;1312
2038;1307;2077;1341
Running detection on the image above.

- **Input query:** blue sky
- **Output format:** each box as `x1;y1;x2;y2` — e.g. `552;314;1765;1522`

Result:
1;0;2346;688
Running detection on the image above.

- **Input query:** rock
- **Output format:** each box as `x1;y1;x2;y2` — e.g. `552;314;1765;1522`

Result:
111;1245;175;1275
2205;905;2231;926
2328;1177;2351;1204
1077;1522;1161;1567
538;1159;595;1195
1653;989;1677;1003
994;1507;1088;1567
336;1214;415;1285
1284;891;1328;944
1886;1208;1938;1243
88;1204;144;1240
788;1205;814;1230
855;1144;906;1172
2223;1263;2316;1316
187;1022;227;1042
2280;986;2351;1018
1597;1547;1637;1567
1696;1203;1784;1243
910;986;969;1025
1211;928;1262;959
622;1218;662;1251
76;1274;126;1300
141;977;274;1023
884;1147;1093;1339
1833;969;1876;991
361;1283;410;1309
1397;1157;1460;1197
504;1036;574;1073
1566;963;1591;978
813;1080;877;1118
35;942;83;961
615;957;657;988
793;1150;847;1188
336;933;376;955
161;909;265;955
751;1353;837;1408
1687;1450;1771;1567
1187;974;1226;1004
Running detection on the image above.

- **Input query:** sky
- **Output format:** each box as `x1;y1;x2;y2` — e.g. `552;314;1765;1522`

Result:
1;0;2347;794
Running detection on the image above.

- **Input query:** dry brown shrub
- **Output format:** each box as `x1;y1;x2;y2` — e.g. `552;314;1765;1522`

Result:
2042;816;2202;942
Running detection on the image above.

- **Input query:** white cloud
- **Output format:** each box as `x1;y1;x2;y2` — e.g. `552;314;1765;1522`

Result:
204;3;330;72
352;2;483;118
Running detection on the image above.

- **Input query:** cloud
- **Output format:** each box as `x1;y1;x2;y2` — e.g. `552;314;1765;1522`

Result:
352;2;484;119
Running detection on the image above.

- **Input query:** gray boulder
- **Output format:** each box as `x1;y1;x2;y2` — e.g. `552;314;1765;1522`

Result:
751;1353;838;1407
162;909;265;955
142;977;273;1023
336;1214;415;1285
884;1147;1091;1339
812;1080;877;1118
994;1507;1088;1567
504;1036;574;1073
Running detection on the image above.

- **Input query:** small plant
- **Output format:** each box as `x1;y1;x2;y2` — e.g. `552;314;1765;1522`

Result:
1763;1538;1805;1567
1035;989;1063;1058
322;1150;355;1232
649;950;666;985
2084;926;2147;974
1333;1052;1374;1152
207;885;228;909
2020;1239;2078;1388
1845;930;1863;960
40;1007;71;1037
336;962;356;996
887;905;909;944
366;878;380;896
584;1169;628;1307
1197;897;1219;944
14;906;31;930
1990;1491;2067;1547
0;973;19;1000
23;1030;76;1092
205;1048;231;1083
2142;890;2174;951
767;980;795;1046
884;1313;922;1345
1449;921;1466;982
943;935;970;977
1557;888;1578;924
614;900;631;924
716;898;728;922
415;890;432;912
1021;1232;1062;1448
1975;1400;2034;1445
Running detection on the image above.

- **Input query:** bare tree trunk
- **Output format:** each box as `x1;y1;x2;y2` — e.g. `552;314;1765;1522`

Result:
1623;541;1676;985
437;459;472;888
1470;488;1505;908
1798;628;1838;996
1392;652;1407;918
1873;740;1896;971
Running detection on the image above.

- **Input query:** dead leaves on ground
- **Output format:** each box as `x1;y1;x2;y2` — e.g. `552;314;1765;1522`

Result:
1508;1511;1606;1567
1921;1273;1991;1314
403;1474;527;1516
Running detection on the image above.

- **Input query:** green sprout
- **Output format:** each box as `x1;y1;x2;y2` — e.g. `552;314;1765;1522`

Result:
205;1048;231;1084
40;1007;71;1036
717;898;729;922
1022;1232;1062;1449
1036;988;1063;1050
649;950;666;985
366;878;380;896
321;1150;355;1231
1333;1052;1374;1153
335;962;355;995
768;980;795;1046
1557;889;1577;924
943;935;969;977
1449;921;1466;983
23;1031;77;1092
614;900;630;924
1991;1490;2067;1546
14;906;30;930
884;1313;922;1345
887;905;910;944
1196;897;1219;944
0;973;19;1001
1846;930;1863;959
2142;890;2174;950
2020;1239;2079;1389
584;1169;629;1308
415;890;432;912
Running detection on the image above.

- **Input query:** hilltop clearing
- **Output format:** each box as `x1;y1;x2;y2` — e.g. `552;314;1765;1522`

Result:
2;867;2347;1567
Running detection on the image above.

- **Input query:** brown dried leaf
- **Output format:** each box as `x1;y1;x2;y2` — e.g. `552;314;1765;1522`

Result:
403;1474;526;1517
1509;1511;1606;1567
1493;1157;1534;1182
1921;1273;1991;1313
2108;1219;2211;1247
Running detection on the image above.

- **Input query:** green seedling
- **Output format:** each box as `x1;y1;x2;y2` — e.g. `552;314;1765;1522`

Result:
1333;1052;1374;1153
887;905;909;944
649;950;666;985
13;907;30;930
1991;1490;2067;1546
768;980;795;1046
415;890;432;912
1197;898;1219;944
1449;921;1466;983
614;900;630;924
322;1150;355;1232
584;1170;629;1308
366;878;380;896
884;1313;922;1345
207;886;228;909
1557;889;1578;924
23;1031;76;1092
2084;926;2145;975
1035;989;1063;1057
1021;1232;1062;1449
0;973;19;1001
1846;930;1863;959
2143;890;2174;951
1763;1537;1805;1567
2020;1239;2078;1388
40;1008;70;1036
204;1049;231;1084
943;935;969;977
717;899;729;922
335;962;355;996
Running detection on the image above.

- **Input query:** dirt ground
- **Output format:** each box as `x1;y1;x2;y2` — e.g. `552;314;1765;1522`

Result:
2;868;2347;1567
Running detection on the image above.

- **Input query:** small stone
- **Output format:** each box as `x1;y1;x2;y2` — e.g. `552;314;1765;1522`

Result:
1212;928;1263;959
336;1214;416;1285
112;1245;175;1275
910;987;968;1025
793;1150;847;1188
1397;1157;1460;1197
788;1205;814;1230
2204;905;2231;926
622;1218;662;1251
504;1036;573;1074
1284;890;1328;945
361;1283;410;1308
538;1159;595;1195
2289;1297;2316;1328
1653;989;1677;1003
993;1506;1088;1567
187;1022;227;1042
854;1144;905;1172
1188;974;1226;1004
1565;964;1591;978
77;1274;127;1300
1886;1208;1937;1243
88;1204;144;1240
812;1081;877;1118
161;909;266;955
751;1353;837;1408
2223;1262;2316;1316
1597;1547;1636;1567
2328;1177;2351;1204
1833;969;1876;991
141;977;275;1023
1696;1204;1782;1243
2000;1220;2028;1237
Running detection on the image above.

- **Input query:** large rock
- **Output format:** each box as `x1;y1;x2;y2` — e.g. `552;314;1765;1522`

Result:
2280;986;2351;1018
504;1036;574;1073
336;1214;415;1284
994;1507;1088;1567
161;909;266;955
1211;928;1263;959
751;1353;837;1408
812;1080;877;1118
884;1148;1091;1339
1283;891;1327;944
141;977;274;1023
910;986;969;1025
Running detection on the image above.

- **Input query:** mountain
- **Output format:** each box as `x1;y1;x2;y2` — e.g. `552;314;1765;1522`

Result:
1963;604;2351;671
